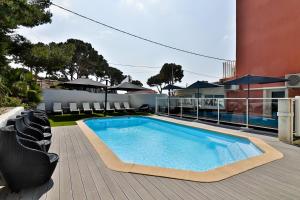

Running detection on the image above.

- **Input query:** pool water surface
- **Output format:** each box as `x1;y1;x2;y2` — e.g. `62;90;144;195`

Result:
84;116;262;172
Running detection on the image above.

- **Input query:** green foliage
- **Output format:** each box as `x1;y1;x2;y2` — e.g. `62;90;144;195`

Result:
27;90;41;103
147;63;184;93
65;39;109;80
106;66;125;85
0;0;52;70
0;76;10;97
132;80;143;87
0;96;22;107
11;81;28;97
0;0;52;32
147;74;163;93
160;63;184;84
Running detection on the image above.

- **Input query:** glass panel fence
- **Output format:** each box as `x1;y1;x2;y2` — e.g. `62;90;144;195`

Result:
169;98;181;117
157;98;168;115
155;97;294;130
248;98;279;129
219;98;247;125
198;98;219;121
182;98;197;119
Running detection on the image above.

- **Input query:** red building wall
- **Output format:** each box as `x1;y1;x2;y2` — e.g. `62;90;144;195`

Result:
236;0;300;77
234;0;300;98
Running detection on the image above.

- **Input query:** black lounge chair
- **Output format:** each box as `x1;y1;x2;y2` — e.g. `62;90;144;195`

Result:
0;125;59;192
7;118;51;152
9;117;52;140
21;114;51;133
138;104;150;112
22;110;50;126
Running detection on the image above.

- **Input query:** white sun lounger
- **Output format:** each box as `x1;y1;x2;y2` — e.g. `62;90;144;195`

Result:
123;102;135;112
36;103;46;112
93;102;104;112
105;102;114;112
53;102;63;115
69;103;80;114
83;102;93;114
114;102;125;111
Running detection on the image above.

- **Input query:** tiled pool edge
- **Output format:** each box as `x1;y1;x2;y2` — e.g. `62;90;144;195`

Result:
76;116;283;182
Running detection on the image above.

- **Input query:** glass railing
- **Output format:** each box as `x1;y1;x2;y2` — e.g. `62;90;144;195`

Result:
156;97;294;130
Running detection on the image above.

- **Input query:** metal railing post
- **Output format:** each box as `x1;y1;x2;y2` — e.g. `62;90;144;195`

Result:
168;98;170;116
180;98;183;118
246;98;249;128
217;98;220;124
197;98;199;120
155;97;158;114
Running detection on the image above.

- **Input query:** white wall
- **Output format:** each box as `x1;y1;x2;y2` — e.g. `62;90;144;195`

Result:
175;87;225;97
0;107;24;128
42;89;167;111
128;93;167;108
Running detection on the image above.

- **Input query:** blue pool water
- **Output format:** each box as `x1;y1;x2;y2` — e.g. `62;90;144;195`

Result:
85;116;263;172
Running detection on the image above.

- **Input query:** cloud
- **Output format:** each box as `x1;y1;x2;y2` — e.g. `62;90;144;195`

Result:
50;0;72;18
120;0;160;12
223;35;229;40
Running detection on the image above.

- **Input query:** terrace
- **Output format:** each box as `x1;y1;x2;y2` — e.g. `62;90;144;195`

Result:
1;116;300;200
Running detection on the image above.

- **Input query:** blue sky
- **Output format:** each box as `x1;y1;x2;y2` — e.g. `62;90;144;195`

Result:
16;0;236;87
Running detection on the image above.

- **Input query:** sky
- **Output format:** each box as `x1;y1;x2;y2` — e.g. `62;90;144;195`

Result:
16;0;236;88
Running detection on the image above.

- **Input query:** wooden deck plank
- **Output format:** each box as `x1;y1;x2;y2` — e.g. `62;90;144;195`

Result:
72;127;114;200
69;128;100;200
110;171;143;200
64;127;87;200
133;175;169;200
122;173;156;200
3;124;300;200
146;176;183;200
58;128;73;200
77;126;129;200
45;128;60;200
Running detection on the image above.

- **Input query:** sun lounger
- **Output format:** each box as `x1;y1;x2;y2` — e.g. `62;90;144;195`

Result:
83;102;93;114
105;102;114;112
36;103;46;112
114;102;125;111
0;125;58;192
93;102;104;112
123;102;135;112
69;103;80;114
53;102;63;115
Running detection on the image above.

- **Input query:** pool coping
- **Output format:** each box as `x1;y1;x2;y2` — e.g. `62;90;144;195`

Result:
76;115;283;182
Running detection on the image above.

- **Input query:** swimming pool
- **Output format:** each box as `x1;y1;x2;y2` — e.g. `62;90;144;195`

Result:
84;116;263;172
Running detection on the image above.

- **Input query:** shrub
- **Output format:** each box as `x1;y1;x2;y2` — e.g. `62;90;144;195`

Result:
27;90;42;103
0;96;22;107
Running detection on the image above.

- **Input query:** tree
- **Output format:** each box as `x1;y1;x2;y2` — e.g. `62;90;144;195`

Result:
106;67;125;85
147;74;163;94
0;0;52;70
65;39;108;80
160;63;184;85
132;80;143;87
147;63;184;93
15;41;75;78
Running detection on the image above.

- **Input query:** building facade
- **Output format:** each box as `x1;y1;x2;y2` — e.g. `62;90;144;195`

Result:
226;0;300;98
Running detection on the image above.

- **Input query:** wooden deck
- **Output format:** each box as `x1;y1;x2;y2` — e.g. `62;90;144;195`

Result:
1;125;300;200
